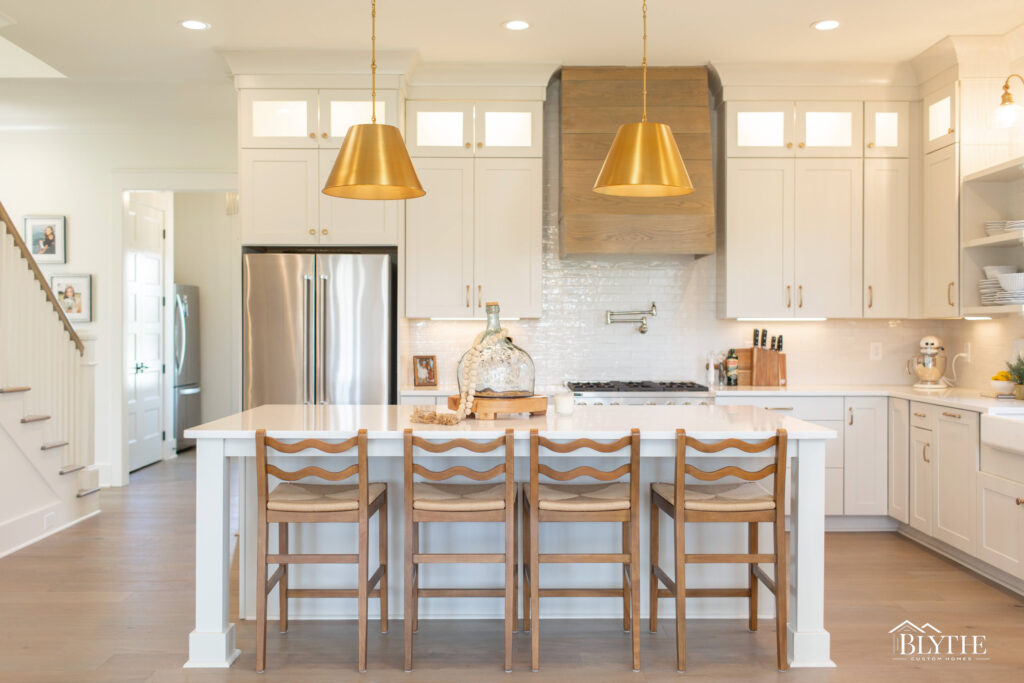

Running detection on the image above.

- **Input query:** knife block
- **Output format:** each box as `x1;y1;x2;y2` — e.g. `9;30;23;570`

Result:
736;347;787;386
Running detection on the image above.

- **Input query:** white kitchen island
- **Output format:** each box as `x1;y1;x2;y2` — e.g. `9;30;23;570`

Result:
184;404;836;669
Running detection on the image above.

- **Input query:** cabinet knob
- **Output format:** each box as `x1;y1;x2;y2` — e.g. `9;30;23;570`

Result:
786;142;793;149
464;142;471;148
948;127;955;135
308;228;316;235
321;228;328;236
798;142;806;148
309;132;316;139
867;142;875;148
1016;497;1024;506
477;141;483;148
321;132;328;139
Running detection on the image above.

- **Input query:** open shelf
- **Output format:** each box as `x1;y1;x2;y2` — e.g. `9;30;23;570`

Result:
964;231;1024;248
963;305;1024;317
963;155;1024;183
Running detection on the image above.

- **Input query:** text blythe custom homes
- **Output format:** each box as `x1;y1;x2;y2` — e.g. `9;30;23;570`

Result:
889;621;989;662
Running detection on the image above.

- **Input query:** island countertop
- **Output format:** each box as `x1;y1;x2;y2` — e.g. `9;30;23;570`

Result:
185;403;837;442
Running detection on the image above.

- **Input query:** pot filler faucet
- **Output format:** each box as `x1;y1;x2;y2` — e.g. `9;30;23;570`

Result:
606;302;657;333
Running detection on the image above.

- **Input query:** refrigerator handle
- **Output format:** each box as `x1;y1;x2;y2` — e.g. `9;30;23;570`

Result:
175;293;187;376
303;275;312;404
318;273;328;404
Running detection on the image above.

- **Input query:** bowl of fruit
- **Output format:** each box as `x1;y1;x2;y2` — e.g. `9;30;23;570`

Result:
991;371;1014;395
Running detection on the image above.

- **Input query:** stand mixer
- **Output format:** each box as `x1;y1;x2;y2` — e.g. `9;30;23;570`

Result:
907;335;966;390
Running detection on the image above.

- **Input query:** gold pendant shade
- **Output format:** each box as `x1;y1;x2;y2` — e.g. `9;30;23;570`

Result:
322;123;424;200
593;122;693;197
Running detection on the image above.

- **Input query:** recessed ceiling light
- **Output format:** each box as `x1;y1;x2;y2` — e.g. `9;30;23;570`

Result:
181;20;211;31
811;19;840;31
503;20;530;31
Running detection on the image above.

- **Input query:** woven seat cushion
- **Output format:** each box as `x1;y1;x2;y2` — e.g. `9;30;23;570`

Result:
528;482;631;511
652;481;775;512
267;482;386;512
413;482;511;511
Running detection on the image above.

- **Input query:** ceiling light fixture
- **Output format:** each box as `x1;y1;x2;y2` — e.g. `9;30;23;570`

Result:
593;0;693;197
995;73;1024;128
811;19;840;31
180;20;210;31
503;20;530;31
322;0;424;200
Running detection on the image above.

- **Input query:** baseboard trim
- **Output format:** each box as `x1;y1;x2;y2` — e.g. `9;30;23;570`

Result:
0;509;101;560
897;526;1024;597
825;516;900;532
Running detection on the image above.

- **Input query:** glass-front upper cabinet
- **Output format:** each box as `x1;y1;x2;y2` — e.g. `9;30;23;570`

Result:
864;102;910;158
726;101;795;157
406;101;543;157
240;90;319;148
794;102;863;157
318;90;399;146
923;83;958;154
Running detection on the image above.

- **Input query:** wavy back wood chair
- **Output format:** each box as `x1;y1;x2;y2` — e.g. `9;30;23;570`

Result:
255;428;388;673
403;429;518;672
649;428;789;672
524;428;641;672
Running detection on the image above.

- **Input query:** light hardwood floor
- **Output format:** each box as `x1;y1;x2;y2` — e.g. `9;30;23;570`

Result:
1;453;1021;682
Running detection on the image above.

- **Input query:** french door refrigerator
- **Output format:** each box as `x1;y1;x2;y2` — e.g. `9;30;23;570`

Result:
243;251;396;409
173;284;201;451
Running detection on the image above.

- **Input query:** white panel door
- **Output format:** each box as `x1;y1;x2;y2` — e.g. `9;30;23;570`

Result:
844;397;888;515
888;398;910;524
475;102;544;157
863;158;910;318
864;101;910;158
240;149;319;246
923;83;958;154
724;158;794;317
933;409;978;554
318;89;399;147
795;101;863;157
725;101;794;157
125;200;165;472
922;145;959;317
405;158;474;318
406;101;475;157
317;150;399;246
909;426;933;534
794;158;863;317
239;89;318;148
976;472;1024;580
473;158;543;318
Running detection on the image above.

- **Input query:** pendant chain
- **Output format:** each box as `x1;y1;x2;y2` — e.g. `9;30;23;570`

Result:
371;0;377;124
641;0;648;123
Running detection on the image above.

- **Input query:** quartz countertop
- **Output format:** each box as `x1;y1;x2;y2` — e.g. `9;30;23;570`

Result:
185;404;836;441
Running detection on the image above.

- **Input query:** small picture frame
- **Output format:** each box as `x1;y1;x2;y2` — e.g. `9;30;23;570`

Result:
413;355;437;387
50;274;92;323
23;215;66;264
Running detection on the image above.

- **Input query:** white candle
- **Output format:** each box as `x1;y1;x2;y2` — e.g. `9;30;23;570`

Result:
554;391;574;415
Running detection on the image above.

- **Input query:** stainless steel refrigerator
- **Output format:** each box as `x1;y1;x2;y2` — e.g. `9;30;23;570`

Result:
173;284;201;451
243;250;396;408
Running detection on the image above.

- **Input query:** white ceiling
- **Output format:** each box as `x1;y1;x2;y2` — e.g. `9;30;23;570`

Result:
1;0;1023;81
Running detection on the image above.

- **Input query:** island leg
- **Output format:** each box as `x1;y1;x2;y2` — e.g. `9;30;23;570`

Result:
186;438;241;668
787;438;834;668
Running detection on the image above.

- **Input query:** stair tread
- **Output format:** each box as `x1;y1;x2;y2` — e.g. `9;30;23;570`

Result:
0;386;30;394
41;441;70;451
59;464;85;475
21;414;51;423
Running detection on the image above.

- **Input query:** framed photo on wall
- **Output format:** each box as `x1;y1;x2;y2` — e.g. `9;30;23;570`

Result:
23;215;66;264
50;274;92;323
413;355;437;387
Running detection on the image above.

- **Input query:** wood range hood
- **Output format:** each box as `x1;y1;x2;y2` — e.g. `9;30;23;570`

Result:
559;66;715;256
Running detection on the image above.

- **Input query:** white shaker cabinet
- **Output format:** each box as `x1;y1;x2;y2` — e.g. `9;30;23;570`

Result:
863;158;910;318
240;149;319;245
317;150;400;246
923;83;958;154
921;144;960;317
909;425;934;534
406;101;543;157
864;102;910;158
726;101;795;158
793;158;863;317
976;472;1024;580
843;397;888;516
933;408;978;554
317;89;398;146
888;398;910;524
240;89;319;148
794;101;863;158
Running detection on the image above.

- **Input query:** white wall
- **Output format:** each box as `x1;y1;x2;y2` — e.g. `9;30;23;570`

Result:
0;79;237;485
172;191;241;424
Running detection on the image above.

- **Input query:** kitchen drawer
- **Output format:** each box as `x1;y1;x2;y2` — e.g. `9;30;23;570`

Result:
715;395;844;421
910;402;937;431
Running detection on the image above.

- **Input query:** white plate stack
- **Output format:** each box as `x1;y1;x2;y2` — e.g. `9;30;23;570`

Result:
979;278;1006;304
980;267;1024;305
1005;219;1024;232
986;220;1007;236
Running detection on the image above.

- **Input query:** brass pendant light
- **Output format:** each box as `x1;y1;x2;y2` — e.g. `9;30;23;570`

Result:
322;0;424;200
593;0;694;197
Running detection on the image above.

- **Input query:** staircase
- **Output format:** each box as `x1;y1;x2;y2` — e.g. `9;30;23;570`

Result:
0;200;99;558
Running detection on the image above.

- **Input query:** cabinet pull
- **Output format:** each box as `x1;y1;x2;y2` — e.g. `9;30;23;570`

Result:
947;282;955;307
923;443;931;463
849;406;854;426
798;142;806;148
798;285;803;308
309;132;316;139
477;284;482;308
786;142;793;149
321;132;328;139
948;127;955;135
1016;497;1024;506
941;411;961;419
786;285;791;308
466;285;470;308
308;228;316;235
867;285;873;308
913;412;927;418
464;142;471;148
477;141;483;148
321;228;328;236
764;406;793;411
867;141;875;148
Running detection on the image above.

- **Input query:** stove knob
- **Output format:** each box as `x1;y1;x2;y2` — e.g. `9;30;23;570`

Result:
646;401;656;406
594;401;604;406
666;401;676;406
611;401;620;406
684;401;692;406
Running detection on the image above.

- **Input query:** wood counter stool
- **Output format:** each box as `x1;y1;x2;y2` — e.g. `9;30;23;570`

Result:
403;429;518;672
524;428;641;672
255;429;388;673
649;428;789;672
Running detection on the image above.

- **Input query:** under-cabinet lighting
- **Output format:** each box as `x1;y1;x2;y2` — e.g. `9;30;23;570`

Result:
737;317;827;322
963;316;992;321
503;20;530;31
429;317;521;321
811;19;839;31
180;19;211;30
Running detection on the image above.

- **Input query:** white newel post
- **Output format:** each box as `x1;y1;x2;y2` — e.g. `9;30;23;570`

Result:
788;438;834;667
78;335;98;471
186;437;240;668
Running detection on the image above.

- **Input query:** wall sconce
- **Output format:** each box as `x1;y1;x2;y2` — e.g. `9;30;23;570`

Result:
995;73;1024;128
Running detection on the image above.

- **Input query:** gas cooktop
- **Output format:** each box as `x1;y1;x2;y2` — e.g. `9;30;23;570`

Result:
567;380;709;393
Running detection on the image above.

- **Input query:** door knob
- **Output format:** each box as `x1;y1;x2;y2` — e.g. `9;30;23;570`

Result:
134;362;149;374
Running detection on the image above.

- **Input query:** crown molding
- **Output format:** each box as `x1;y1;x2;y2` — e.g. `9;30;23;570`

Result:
219;49;419;77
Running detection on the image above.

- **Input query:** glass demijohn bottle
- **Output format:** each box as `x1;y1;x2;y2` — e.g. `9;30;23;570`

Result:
457;302;535;398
